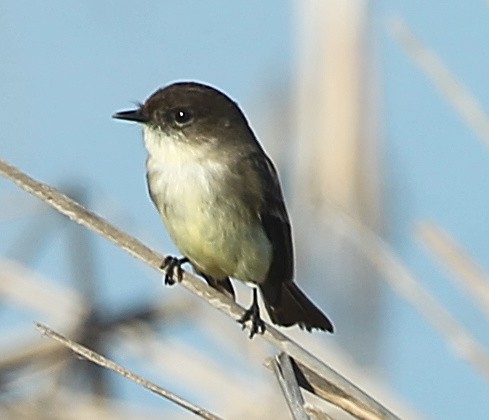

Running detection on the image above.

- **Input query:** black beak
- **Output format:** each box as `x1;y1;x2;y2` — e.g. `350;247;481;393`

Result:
112;108;149;123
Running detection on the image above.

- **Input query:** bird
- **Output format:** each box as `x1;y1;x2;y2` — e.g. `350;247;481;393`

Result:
113;81;334;337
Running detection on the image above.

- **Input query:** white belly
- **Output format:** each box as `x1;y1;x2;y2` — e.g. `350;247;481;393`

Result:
144;128;272;283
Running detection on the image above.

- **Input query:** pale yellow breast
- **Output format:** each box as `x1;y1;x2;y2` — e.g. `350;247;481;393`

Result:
144;126;272;283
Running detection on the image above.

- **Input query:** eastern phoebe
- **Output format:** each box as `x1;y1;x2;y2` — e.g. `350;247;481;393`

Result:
113;82;334;337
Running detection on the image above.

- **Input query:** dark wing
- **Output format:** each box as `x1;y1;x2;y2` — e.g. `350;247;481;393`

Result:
248;152;294;306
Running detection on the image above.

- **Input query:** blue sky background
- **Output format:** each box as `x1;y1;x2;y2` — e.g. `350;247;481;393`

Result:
1;1;489;418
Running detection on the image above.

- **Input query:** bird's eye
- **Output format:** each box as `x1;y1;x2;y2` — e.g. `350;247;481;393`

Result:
173;109;194;126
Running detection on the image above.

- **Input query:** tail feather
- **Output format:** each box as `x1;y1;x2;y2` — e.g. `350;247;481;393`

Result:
261;282;334;333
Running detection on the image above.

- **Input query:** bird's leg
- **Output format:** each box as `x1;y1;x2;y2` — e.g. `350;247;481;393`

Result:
238;288;266;338
160;256;189;285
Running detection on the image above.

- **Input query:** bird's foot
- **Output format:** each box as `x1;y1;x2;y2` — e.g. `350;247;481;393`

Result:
161;256;189;285
238;288;266;338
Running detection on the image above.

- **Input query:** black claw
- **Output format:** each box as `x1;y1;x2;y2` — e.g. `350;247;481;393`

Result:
161;256;189;285
238;288;266;338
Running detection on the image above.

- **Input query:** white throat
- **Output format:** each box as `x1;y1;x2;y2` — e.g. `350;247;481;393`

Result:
143;126;226;199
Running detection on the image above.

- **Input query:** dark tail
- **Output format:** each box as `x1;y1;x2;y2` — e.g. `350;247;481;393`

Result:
260;282;334;333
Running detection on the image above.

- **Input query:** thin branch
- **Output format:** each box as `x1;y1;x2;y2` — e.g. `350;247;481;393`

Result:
118;324;258;409
271;352;309;420
0;298;192;375
388;16;489;150
417;222;489;322
35;322;223;420
0;159;399;420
